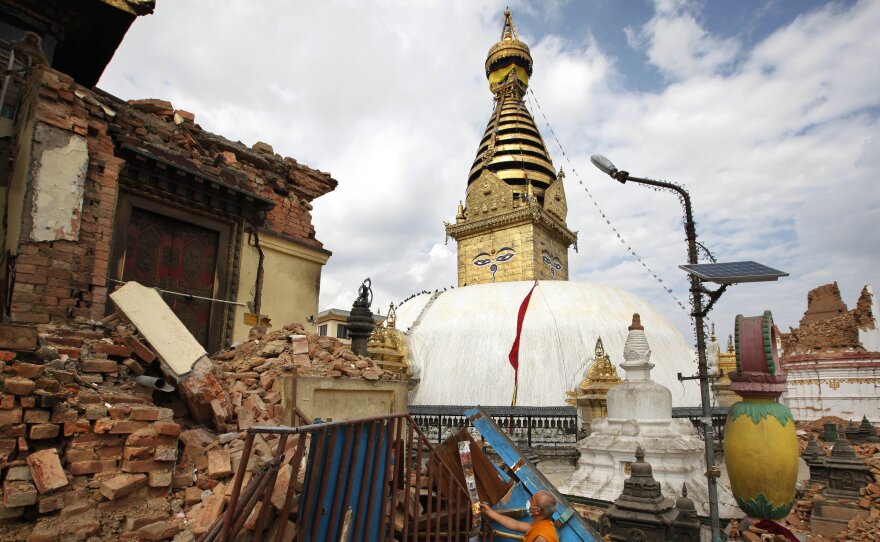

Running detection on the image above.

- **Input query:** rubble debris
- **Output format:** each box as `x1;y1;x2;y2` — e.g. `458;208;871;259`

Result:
0;315;398;540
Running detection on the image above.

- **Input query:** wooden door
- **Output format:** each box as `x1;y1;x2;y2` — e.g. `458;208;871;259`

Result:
122;206;219;347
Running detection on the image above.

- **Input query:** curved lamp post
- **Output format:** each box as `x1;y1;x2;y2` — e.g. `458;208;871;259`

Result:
590;154;723;541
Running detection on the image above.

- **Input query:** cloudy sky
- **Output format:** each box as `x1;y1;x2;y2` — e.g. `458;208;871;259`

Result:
100;0;879;344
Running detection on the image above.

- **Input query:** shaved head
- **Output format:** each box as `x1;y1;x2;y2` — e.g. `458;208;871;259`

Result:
533;490;556;518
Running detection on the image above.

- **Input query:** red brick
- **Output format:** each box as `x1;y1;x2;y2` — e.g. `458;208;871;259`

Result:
124;513;168;531
49;409;77;423
0;351;15;362
138;519;182;541
207;449;232;479
122;358;145;375
90;343;132;357
122;446;151;461
0;408;22;424
29;423;60;440
25;522;59;541
130;406;173;421
10;362;44;379
94;446;124;459
0;424;25;438
23;409;50;423
123;335;156;363
56;347;81;359
65;448;96;463
192;493;225;535
3;377;35;395
83;404;107;420
27;448;68;494
110;420;150;434
46;335;82;347
12;312;50;324
121;459;174;473
37;490;80;514
148;467;174;487
81;359;118;373
63;419;91;436
67;460;117;475
172;463;194;488
0;395;15;409
3;480;37;507
100;473;147;500
47;369;74;384
153;421;181;437
108;406;131;419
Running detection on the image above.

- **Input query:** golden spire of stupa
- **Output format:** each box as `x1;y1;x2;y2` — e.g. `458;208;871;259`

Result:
445;8;576;287
470;8;556;199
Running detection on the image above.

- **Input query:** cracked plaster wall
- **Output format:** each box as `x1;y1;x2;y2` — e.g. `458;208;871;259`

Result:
23;122;88;242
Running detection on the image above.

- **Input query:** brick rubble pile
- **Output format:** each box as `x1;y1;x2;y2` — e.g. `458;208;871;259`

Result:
0;318;388;541
793;418;880;542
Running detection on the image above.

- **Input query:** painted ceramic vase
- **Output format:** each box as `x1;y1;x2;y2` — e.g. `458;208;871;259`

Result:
723;311;797;519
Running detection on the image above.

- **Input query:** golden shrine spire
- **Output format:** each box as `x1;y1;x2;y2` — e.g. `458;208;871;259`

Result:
445;9;577;287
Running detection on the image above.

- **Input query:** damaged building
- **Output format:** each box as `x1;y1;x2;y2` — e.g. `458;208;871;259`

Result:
0;0;337;353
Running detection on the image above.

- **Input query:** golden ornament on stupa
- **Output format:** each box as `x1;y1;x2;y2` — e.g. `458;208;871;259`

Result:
711;332;741;407
566;337;621;419
367;303;411;377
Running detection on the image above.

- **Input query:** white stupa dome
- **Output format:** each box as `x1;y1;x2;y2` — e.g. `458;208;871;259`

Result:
396;280;701;407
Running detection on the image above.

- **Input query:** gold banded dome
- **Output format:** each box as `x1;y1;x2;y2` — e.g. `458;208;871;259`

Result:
485;8;533;89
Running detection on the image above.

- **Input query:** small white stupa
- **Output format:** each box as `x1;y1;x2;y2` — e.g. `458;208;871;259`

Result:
559;314;738;516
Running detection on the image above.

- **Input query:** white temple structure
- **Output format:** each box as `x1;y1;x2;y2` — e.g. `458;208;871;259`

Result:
392;10;703;410
559;314;740;517
395;282;701;407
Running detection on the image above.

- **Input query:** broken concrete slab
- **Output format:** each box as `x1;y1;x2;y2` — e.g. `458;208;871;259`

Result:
109;281;207;377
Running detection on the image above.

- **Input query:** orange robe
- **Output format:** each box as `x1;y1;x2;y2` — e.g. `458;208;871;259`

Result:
524;519;559;542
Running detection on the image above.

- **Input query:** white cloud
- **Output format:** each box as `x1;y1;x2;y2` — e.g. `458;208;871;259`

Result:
98;0;880;342
628;0;741;80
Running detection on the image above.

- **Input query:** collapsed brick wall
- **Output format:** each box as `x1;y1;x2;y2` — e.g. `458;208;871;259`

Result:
10;67;123;326
800;283;849;326
782;283;877;356
5;65;336;329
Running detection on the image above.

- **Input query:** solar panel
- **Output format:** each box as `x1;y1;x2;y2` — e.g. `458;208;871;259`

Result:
678;261;789;284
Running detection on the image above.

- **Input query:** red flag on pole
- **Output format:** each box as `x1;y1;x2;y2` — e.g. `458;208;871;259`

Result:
508;283;536;407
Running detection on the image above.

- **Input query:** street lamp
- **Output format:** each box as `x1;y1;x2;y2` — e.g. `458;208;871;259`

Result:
590;154;788;542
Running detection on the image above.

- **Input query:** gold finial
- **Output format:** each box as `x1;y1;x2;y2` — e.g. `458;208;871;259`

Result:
456;201;465;220
501;7;518;41
485;8;533;87
387;302;396;329
557;167;565;180
710;322;716;342
726;334;734;353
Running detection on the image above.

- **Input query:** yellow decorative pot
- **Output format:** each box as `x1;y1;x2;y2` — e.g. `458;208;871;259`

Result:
724;398;797;518
725;311;797;519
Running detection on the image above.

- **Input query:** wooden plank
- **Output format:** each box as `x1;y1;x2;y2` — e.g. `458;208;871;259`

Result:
0;324;38;351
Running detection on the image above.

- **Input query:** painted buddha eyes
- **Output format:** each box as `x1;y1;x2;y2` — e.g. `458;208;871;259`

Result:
542;250;562;276
495;249;515;262
473;254;492;266
473;247;516;281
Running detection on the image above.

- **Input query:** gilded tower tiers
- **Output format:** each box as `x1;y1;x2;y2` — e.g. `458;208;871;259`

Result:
445;9;577;287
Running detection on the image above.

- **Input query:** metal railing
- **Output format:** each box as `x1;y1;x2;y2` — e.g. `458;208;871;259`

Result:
202;413;474;542
409;405;579;448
